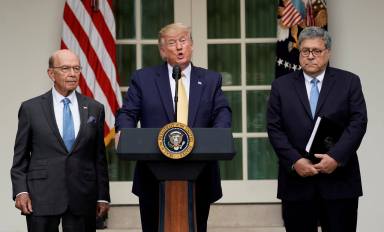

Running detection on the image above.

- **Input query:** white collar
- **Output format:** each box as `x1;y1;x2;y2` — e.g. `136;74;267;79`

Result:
303;69;325;83
52;88;77;104
167;63;192;80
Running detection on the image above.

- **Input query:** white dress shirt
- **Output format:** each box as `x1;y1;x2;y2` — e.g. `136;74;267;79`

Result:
52;88;80;138
303;70;325;100
167;63;191;109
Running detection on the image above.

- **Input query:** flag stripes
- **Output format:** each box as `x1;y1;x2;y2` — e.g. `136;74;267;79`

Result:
61;29;115;130
276;0;328;78
306;1;315;27
281;0;303;27
62;0;122;144
81;0;117;64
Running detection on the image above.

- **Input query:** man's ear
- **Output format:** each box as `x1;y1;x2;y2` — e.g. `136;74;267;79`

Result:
159;47;167;61
47;69;55;82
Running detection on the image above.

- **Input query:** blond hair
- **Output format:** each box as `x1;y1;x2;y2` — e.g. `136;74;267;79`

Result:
158;22;192;47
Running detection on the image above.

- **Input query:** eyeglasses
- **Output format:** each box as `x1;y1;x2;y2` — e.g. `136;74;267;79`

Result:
52;65;82;73
300;48;327;57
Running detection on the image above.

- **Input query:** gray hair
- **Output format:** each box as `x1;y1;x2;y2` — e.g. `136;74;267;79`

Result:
298;26;332;50
48;55;55;68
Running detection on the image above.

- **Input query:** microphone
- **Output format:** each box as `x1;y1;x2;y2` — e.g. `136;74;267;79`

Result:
172;65;181;80
172;65;181;122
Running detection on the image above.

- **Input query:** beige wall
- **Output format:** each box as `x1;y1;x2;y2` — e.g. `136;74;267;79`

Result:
0;1;65;231
327;1;384;231
0;0;383;231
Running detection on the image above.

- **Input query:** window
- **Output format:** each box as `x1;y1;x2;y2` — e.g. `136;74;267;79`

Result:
111;0;279;204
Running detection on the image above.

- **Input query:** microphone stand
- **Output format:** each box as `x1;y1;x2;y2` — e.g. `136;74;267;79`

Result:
172;65;181;122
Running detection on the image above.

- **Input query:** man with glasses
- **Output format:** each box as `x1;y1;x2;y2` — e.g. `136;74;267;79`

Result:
115;22;231;232
11;49;110;232
267;27;367;232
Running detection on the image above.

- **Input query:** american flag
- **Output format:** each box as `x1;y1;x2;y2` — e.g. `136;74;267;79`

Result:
276;0;327;78
306;1;315;27
281;0;303;27
61;0;122;145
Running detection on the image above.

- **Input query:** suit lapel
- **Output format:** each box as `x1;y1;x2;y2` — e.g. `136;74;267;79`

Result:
316;68;336;115
188;66;203;126
293;71;313;119
40;90;67;150
71;92;89;153
154;63;174;122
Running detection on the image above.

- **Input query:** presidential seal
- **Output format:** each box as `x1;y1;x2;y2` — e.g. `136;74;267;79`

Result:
157;122;194;159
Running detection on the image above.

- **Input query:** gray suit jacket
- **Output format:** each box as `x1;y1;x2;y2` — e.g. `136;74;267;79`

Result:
11;90;110;216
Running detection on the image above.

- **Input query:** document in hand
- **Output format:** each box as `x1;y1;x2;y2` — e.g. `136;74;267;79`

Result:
305;116;344;162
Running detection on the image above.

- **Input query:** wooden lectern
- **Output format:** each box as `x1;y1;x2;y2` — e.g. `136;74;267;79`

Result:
117;128;235;232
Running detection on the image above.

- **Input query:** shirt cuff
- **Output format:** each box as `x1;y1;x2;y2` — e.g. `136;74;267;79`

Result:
97;200;109;204
16;192;29;197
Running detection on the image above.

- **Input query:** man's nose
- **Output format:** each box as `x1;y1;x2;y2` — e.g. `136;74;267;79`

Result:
68;67;76;75
307;51;315;59
176;41;183;49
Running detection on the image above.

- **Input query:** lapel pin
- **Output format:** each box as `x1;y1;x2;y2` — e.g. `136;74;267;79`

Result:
82;106;88;109
198;81;202;85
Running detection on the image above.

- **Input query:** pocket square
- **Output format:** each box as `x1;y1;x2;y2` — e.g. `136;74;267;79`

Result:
87;116;96;124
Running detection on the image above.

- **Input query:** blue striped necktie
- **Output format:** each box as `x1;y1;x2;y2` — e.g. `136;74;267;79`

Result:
62;98;75;151
310;79;319;118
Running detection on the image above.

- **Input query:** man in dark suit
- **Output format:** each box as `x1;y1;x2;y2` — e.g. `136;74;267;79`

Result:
115;22;231;232
267;27;367;232
11;49;110;232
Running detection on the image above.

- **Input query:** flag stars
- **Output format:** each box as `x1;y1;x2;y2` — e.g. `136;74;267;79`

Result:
276;58;300;72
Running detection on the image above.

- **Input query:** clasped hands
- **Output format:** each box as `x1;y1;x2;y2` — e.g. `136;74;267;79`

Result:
15;193;109;217
293;154;338;177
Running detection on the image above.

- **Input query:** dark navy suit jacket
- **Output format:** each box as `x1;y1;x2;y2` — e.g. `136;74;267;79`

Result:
116;63;231;203
267;67;367;201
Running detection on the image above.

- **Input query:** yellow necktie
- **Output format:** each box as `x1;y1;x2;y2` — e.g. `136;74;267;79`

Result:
177;74;188;125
